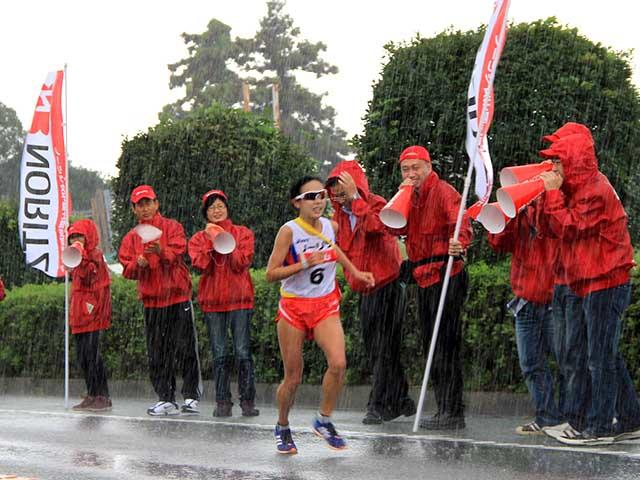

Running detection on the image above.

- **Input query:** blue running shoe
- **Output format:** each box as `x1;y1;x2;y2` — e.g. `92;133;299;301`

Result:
312;418;347;450
274;424;298;454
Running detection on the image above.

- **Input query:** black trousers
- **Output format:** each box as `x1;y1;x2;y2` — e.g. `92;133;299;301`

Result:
144;301;201;403
75;330;109;398
360;280;410;416
416;269;468;417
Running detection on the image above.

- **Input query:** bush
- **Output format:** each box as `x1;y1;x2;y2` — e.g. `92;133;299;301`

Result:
2;262;639;392
110;103;317;267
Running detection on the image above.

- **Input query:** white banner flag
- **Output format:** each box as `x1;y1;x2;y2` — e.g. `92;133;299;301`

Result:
19;71;70;278
465;0;511;204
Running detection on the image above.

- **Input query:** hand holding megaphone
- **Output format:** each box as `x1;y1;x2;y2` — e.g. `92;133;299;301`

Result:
62;241;84;269
380;184;413;229
206;223;236;254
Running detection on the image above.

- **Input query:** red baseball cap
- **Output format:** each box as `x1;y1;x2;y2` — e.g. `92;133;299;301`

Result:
202;189;228;206
399;145;431;164
130;185;157;204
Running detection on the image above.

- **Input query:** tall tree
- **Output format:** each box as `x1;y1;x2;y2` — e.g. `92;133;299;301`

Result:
0;102;24;201
354;18;640;249
164;0;348;174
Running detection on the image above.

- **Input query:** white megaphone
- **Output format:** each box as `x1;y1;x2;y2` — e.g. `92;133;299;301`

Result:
206;224;236;254
134;224;163;244
62;242;84;269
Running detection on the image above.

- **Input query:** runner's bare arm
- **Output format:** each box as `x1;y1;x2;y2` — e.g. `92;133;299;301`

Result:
266;225;306;282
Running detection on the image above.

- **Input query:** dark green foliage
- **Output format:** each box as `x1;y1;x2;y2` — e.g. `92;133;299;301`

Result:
0;201;50;288
354;18;640;253
8;261;636;393
111;103;316;267
163;0;348;174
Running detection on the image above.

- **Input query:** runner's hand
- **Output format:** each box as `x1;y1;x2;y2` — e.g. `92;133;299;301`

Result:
355;270;375;288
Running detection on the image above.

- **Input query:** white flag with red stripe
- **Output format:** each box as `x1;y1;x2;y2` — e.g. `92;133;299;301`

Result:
465;0;511;204
18;71;70;278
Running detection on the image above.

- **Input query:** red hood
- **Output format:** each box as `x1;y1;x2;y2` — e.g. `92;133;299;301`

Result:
68;219;100;252
539;133;598;191
328;160;370;198
543;122;591;144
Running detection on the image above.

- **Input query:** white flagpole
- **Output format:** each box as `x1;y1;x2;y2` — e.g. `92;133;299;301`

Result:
63;63;70;409
412;155;474;433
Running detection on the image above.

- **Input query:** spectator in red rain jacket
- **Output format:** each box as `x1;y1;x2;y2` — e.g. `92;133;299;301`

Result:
67;219;112;412
0;277;5;302
488;199;563;434
119;185;201;417
387;145;473;431
538;129;640;445
326;160;415;425
188;189;259;418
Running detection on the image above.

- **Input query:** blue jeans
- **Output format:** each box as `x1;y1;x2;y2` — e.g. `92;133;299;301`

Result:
552;285;588;429
558;282;640;435
512;299;561;427
204;309;256;403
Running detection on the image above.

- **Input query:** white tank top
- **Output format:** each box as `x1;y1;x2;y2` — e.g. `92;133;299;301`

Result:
280;217;337;298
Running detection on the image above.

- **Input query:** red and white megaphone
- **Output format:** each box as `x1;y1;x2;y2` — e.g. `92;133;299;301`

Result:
62;241;84;269
499;161;553;187
134;224;163;244
497;179;545;218
206;224;236;254
380;185;413;229
476;202;510;234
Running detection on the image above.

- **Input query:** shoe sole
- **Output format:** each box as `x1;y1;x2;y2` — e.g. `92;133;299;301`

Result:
554;436;615;446
147;411;180;416
87;407;112;413
312;427;348;451
277;448;298;455
181;411;200;416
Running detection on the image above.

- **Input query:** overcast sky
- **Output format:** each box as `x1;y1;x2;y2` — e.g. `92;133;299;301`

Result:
1;0;638;177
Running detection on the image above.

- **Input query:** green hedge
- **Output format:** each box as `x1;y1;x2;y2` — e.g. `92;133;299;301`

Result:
2;262;639;392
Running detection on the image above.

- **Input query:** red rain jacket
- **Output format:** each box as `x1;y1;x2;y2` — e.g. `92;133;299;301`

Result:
68;220;111;334
541;133;634;297
388;171;473;288
328;161;401;294
188;219;254;312
0;277;5;302
119;213;192;308
488;198;558;305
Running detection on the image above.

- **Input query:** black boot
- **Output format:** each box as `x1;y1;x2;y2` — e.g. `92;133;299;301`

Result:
240;400;260;417
213;400;233;417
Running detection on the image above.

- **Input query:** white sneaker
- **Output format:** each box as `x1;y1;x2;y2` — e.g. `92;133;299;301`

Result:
542;422;570;440
147;401;180;416
181;398;200;416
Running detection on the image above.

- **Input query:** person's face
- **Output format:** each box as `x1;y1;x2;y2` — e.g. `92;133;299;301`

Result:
400;159;432;187
329;183;350;208
132;197;159;222
206;199;228;223
293;180;327;219
551;158;565;179
68;233;85;246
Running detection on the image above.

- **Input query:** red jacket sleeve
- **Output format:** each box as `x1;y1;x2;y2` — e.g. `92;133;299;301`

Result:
544;188;607;241
73;250;101;287
228;227;254;273
0;278;5;301
159;220;187;265
487;217;518;253
351;194;388;235
188;231;214;272
118;232;142;280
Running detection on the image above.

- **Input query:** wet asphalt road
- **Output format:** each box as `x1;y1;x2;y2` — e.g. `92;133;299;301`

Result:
1;396;639;480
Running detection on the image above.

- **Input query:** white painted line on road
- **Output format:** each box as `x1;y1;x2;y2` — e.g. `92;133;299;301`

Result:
1;408;638;459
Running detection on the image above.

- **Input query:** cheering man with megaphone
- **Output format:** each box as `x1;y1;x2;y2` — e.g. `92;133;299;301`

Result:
386;145;473;431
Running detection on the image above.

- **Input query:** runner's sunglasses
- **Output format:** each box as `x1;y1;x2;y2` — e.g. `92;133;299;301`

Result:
294;189;328;201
